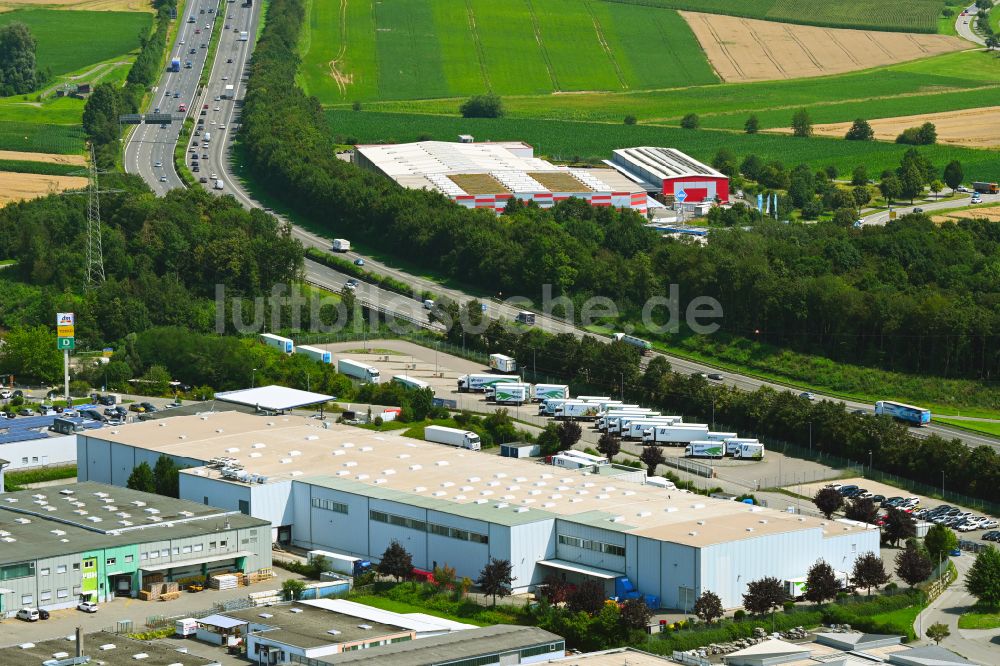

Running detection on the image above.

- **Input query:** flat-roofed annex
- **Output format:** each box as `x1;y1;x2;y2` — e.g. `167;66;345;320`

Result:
92;412;873;547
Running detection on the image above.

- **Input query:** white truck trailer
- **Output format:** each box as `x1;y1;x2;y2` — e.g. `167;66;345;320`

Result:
294;344;332;364
260;333;293;353
425;425;481;451
622;417;684;440
489;354;517;373
685;441;725;459
576;395;611;402
337;358;381;384
704;431;737;443
532;384;569;402
643;424;710;445
597;409;655;431
487;383;529;405
551;450;608;469
732;442;765;460
608;413;669;435
307;550;372;577
724;438;761;456
392;375;430;391
457;374;519;392
555;401;602;421
538;398;571;416
612;332;652;354
332;238;351;252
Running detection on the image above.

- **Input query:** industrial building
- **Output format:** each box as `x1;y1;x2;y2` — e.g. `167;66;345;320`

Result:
0;631;219;666
77;412;879;610
607;147;730;204
354;140;651;213
0;481;271;615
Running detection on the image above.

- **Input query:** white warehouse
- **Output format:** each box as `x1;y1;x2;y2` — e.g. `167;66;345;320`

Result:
77;412;879;609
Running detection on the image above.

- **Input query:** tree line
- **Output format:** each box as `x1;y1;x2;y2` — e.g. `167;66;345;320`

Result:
0;22;48;96
241;0;997;382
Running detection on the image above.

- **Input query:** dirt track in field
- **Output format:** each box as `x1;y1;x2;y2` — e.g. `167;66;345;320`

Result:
681;11;967;83
0;172;87;207
0;150;86;166
778;106;1000;148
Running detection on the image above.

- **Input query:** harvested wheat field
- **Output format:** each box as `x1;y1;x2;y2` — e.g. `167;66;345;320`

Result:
787;107;1000;148
0;0;150;10
0;172;87;206
933;206;1000;223
681;11;967;83
0;150;86;166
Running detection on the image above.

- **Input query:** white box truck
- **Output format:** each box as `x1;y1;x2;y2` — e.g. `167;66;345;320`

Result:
532;384;569;402
488;383;529;406
260;332;293;353
608;413;667;435
239;30;248;41
685;441;725;459
551;450;608;469
392;375;430;391
733;442;765;460
539;398;570;416
332;238;351;252
457;374;519;392
425;425;480;451
338;358;381;383
294;345;332;364
555;401;602;421
622;417;683;440
597;409;653;431
214;179;224;190
489;353;517;373
307;550;372;577
643;424;710;445
724;438;760;456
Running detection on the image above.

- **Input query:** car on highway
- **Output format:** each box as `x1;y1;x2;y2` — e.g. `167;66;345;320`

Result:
195;28;201;33
221;75;228;81
227;58;233;63
201;43;207;48
193;165;200;172
949;548;961;557
214;95;221;101
18;408;35;416
219;124;226;129
799;391;815;401
354;258;365;266
707;373;723;381
225;23;230;28
913;207;923;213
345;280;358;290
180;39;185;45
214;106;220;111
972;196;982;204
78;601;99;613
200;177;208;183
160;176;167;182
210;172;218;179
154;161;162;168
154;107;160;113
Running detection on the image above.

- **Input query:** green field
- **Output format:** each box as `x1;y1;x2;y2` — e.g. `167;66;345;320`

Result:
327;109;1000;180
0;120;85;154
299;0;717;103
0;159;82;176
0;9;151;78
598;0;946;33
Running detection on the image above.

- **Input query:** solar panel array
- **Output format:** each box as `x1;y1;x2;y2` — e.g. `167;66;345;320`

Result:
0;414;102;445
425;173;466;196
613;147;725;181
569;169;611;191
490;170;547;194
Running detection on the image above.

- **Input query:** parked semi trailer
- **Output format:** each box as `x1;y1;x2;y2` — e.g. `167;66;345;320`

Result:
425;425;481;451
260;333;293;353
294;345;332;364
874;400;931;425
612;332;652;354
392;375;430;391
457;374;519;392
487;383;529;406
338;358;381;383
643;424;710;445
532;384;569;402
489;354;517;373
685;441;725;459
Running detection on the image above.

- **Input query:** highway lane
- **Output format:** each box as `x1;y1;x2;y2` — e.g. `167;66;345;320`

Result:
861;191;998;226
957;3;986;46
125;2;221;193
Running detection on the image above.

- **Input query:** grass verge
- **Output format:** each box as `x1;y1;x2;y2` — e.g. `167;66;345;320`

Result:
199;0;228;89
932;418;1000;438
958;607;1000;629
174;117;197;187
5;464;77;491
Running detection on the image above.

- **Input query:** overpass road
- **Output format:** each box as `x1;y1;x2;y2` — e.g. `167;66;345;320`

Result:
127;6;1000;453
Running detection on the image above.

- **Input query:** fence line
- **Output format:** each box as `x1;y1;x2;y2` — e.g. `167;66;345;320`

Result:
144;595;264;629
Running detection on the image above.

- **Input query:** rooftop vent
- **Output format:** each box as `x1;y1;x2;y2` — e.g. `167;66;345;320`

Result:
495;503;509;509
515;507;529;513
473;499;488;505
413;486;427;493
440;481;453;487
688;531;698;536
409;464;422;471
305;435;319;441
637;511;652;518
290;608;303;614
436;461;449;467
398;453;411;459
357;624;372;630
341;443;354;448
225;447;239;454
696;520;705;525
252;443;266;449
468;477;481;483
326;629;341;636
258;613;273;619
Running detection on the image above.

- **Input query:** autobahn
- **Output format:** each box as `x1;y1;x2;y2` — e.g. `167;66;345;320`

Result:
124;1;223;192
128;8;1000;452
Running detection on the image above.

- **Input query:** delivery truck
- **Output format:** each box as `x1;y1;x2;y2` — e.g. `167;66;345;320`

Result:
307;550;372;577
607;413;667;435
487;383;529;406
612;332;652;354
643;424;710;445
973;181;999;194
685;441;725;459
596;408;651;428
532;384;569;402
732;442;765;460
332;238;351;252
425;425;481;451
622;417;683;440
551;450;608;469
223;84;234;99
457;374;519;392
294;344;332;364
555;401;602;421
724;438;760;456
600;410;657;433
874;400;931;426
338;358;381;383
539;398;570;416
489;353;517;373
170;57;181;72
392;375;430;391
260;333;293;353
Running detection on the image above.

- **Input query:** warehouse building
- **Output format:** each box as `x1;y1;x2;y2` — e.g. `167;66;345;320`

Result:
0;631;219;666
355;140;651;213
607;147;729;204
77;412;879;610
0;481;270;615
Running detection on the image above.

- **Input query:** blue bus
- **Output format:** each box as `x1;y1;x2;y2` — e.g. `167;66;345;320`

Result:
874;401;931;426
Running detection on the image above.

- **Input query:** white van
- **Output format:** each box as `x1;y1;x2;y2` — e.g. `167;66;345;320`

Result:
16;607;40;621
214;179;224;190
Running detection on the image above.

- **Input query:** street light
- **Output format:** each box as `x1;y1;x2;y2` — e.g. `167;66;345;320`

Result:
251;368;257;388
868;450;872;476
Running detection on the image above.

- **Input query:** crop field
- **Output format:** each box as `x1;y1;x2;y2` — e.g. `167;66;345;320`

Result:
796;106;1000;148
0;171;87;205
0;9;150;77
299;0;716;103
327;109;1000;181
599;0;946;33
682;11;964;83
0;120;85;154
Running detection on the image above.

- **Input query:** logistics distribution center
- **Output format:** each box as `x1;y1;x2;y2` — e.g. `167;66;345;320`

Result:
0;481;270;615
77;412;878;609
354;140;651;213
607;147;730;204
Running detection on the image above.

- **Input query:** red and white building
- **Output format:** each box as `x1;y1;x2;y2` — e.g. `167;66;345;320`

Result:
607;147;729;204
354;140;652;213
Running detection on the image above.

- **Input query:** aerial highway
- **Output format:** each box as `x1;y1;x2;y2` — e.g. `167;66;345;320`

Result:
126;8;1000;452
957;2;986;46
124;2;223;192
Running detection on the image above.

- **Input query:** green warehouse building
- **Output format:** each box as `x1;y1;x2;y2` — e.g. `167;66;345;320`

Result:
0;482;271;615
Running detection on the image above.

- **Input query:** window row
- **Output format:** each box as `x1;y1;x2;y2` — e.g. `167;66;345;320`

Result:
557;534;625;557
369;511;488;545
312;498;349;514
140;542;215;561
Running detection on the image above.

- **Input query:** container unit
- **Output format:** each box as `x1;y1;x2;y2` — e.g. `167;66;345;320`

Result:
294;345;332;364
337;359;381;384
425;425;481;451
489;354;517;373
457;374;520;392
260;333;293;354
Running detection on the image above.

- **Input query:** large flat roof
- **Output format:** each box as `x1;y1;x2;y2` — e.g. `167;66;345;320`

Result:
222;602;411;649
0;481;266;564
88;412;872;547
0;632;216;666
540;648;673;666
613;147;726;181
215;385;335;411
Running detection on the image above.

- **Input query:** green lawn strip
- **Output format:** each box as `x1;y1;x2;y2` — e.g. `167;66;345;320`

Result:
958;607;1000;629
4;464;77;492
0;159;81;176
933;418;1000;437
348;594;503;627
199;0;228;88
325;109;1000;181
174;117;198;188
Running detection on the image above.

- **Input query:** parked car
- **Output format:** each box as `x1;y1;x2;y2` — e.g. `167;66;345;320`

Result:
38;609;50;620
17;408;35;416
838;485;859;496
949;548;962;557
128;404;146;413
77;600;99;613
140;402;158;413
16;608;40;621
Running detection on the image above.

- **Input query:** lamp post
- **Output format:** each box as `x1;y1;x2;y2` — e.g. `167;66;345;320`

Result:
868;450;872;476
251;368;257;388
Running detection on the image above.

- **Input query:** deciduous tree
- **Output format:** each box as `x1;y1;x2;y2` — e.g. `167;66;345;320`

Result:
943;160;964;191
805;559;840;603
693;590;724;623
813;487;844;519
126;462;155;493
844;118;874;141
639;446;665;476
965;545;1000;606
568;579;607;615
845;497;878;524
744;114;759;134
852;551;889;595
924;525;958;563
883;508;917;547
477;557;513;605
926;622;950;645
619;597;652;629
791;109;812;137
556;421;582;451
378;540;413;582
597;432;620;460
895;541;932;587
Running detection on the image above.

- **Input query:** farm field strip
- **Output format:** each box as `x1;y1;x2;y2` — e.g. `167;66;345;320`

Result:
373;0;449;100
598;0;945;33
0;120;85;154
0;171;87;206
327;109;1000;181
532;0;623;91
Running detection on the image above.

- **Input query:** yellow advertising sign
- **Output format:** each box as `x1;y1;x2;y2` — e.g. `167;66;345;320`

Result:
57;325;75;337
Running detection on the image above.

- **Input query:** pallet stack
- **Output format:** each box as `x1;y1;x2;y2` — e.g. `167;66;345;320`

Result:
210;574;239;591
139;581;179;601
248;589;281;606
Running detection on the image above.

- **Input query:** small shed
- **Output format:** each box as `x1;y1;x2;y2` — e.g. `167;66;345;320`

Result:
500;443;540;458
195;613;248;645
